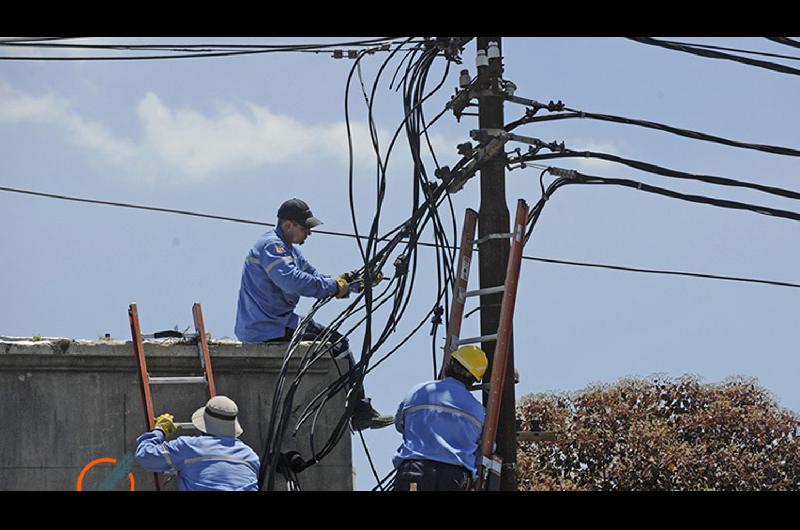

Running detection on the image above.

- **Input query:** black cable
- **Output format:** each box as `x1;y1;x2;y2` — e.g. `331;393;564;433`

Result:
357;429;384;489
0;38;409;61
4;183;798;290
303;40;460;488
520;167;800;292
372;468;398;491
627;37;800;77
258;38;457;490
0;37;411;50
572;173;800;223
766;37;800;50
523;149;800;202
506;109;800;158
521;255;800;290
525;164;800;250
652;39;800;61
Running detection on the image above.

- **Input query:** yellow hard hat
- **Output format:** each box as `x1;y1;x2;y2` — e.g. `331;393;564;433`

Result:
451;345;488;382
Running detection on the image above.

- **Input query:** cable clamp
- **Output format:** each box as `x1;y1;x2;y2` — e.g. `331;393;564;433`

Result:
548;167;577;179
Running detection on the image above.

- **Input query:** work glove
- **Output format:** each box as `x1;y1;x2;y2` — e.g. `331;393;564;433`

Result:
154;413;177;436
335;275;351;299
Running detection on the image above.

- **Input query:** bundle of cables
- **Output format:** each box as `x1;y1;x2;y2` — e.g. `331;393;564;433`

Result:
257;37;474;491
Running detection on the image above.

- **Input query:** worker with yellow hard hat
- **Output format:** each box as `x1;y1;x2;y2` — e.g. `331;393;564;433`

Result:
391;345;488;491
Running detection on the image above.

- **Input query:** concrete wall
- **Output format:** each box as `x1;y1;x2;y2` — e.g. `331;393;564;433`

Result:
0;336;352;491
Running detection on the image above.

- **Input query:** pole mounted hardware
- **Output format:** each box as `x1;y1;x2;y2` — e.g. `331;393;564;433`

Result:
435;132;511;193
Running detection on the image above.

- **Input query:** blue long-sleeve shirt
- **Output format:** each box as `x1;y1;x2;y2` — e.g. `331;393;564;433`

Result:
135;430;261;491
393;376;485;478
235;226;338;342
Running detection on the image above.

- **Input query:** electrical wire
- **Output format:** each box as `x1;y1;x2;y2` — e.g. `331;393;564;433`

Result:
766;37;800;50
505;108;800;158
256;37;468;490
3;183;798;290
0;38;412;61
0;38;417;50
518;147;800;202
627;37;800;77
650;39;800;62
523;164;800;247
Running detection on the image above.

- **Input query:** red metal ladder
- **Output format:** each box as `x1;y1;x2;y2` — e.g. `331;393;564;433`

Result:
438;198;529;491
128;302;217;491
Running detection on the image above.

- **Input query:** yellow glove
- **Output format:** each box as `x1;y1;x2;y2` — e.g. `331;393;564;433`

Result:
335;275;350;298
154;413;176;436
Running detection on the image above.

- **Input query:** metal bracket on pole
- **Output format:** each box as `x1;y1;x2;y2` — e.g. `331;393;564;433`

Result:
473;232;512;246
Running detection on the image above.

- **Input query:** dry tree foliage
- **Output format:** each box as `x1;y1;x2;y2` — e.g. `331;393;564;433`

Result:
516;374;800;490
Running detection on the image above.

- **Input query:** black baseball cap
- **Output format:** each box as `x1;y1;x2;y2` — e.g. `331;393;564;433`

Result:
277;198;322;229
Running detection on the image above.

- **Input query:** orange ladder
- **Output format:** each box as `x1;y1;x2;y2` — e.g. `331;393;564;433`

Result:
128;302;217;491
439;199;529;490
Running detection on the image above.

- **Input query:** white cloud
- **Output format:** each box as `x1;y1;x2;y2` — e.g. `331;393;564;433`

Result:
0;80;462;186
0;80;139;170
0;81;69;123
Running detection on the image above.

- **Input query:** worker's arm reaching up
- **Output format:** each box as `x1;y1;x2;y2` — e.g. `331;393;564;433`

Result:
261;241;339;299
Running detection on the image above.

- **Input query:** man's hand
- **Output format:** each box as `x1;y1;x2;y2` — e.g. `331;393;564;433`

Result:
154;413;177;436
335;275;351;298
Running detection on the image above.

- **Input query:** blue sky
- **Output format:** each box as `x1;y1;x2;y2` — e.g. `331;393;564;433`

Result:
1;37;798;490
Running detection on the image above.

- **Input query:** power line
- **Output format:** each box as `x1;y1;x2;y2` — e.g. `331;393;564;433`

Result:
653;39;800;62
627;37;800;77
505;108;800;158
766;37;800;50
0;37;416;51
521;148;800;202
0;38;413;50
521;255;800;290
0;37;410;61
2;184;799;290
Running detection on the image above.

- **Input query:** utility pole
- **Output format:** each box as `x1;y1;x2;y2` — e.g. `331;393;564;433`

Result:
476;37;517;491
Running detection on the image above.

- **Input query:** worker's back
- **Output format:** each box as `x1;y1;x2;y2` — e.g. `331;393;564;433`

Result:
393;376;485;477
136;432;260;491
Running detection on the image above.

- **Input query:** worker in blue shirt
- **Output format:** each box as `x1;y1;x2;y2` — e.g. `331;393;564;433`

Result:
135;395;261;491
392;345;488;491
235;198;392;431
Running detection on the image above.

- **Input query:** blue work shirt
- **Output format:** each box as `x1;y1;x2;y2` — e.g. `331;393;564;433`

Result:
135;430;261;491
393;376;485;478
235;226;338;342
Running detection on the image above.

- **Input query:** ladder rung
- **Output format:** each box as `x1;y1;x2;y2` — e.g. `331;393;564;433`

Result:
174;422;197;430
464;285;505;298
456;334;498;346
149;376;207;385
517;431;557;442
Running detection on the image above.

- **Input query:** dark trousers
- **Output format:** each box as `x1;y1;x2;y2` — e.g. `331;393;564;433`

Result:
393;459;473;491
265;321;366;402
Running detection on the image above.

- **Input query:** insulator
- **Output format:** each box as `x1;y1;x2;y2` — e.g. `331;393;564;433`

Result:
487;41;500;59
476;50;488;68
459;69;470;88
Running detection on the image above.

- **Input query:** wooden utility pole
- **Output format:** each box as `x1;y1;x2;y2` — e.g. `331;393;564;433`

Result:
476;37;517;490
